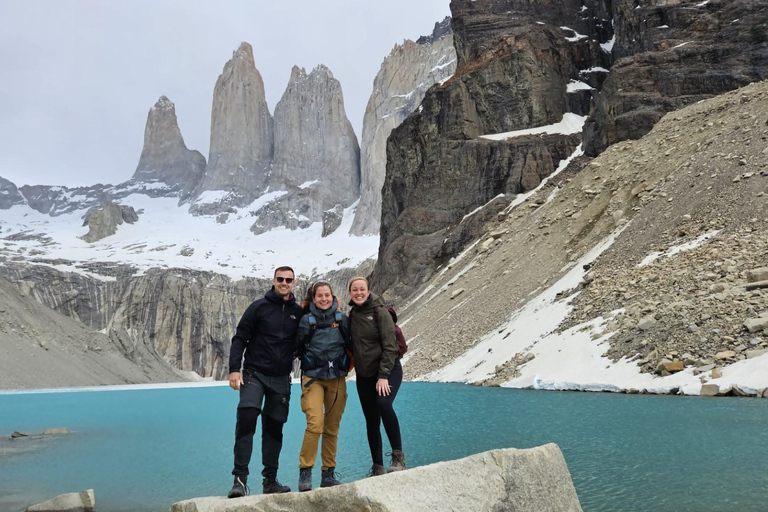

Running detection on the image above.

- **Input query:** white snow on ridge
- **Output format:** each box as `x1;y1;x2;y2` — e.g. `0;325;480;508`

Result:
567;80;593;93
0;194;378;281
479;113;587;141
561;26;588;42
298;180;319;189
600;34;616;53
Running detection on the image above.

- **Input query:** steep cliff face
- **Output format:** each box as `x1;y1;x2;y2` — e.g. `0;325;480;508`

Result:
0;275;187;389
272;65;360;204
250;65;360;234
0;262;267;379
372;0;768;300
372;0;611;298
195;42;274;210
583;0;768;156
0;257;376;380
132;96;206;200
351;18;457;236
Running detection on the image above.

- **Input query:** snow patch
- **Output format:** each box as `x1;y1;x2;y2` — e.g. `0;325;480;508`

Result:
638;230;720;267
567;80;593;93
479;113;586;141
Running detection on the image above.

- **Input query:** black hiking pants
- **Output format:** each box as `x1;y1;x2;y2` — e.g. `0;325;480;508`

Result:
356;359;403;466
233;370;291;479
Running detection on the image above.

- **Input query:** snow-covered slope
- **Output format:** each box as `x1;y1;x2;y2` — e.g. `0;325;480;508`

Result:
1;191;378;280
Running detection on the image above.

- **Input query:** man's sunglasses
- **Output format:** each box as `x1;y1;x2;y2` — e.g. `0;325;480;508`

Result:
275;277;294;284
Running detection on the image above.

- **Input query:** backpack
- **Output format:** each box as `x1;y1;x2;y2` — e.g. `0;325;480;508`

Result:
373;305;408;359
296;299;354;373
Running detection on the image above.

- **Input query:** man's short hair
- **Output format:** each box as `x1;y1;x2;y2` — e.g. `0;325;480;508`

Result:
274;266;295;277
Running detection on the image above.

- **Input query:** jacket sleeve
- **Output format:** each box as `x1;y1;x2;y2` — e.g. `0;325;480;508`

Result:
229;302;257;373
293;314;311;356
376;308;398;379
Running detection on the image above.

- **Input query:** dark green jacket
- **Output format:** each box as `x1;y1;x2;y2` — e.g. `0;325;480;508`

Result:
348;294;397;379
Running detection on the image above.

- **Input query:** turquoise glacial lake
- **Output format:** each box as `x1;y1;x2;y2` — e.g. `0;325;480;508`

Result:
1;383;767;511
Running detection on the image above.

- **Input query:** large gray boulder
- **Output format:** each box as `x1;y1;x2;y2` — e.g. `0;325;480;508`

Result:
132;96;206;200
26;489;95;512
80;203;139;243
351;18;457;236
170;444;582;512
195;42;274;210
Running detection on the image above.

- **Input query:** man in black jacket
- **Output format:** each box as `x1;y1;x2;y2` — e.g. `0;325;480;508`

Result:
227;266;304;498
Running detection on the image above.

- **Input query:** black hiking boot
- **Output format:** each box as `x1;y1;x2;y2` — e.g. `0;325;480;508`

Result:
262;477;291;494
367;463;386;477
321;467;342;487
387;450;406;472
298;467;312;492
227;475;248;498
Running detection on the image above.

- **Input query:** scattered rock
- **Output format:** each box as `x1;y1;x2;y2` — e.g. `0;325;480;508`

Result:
744;317;768;333
637;316;657;331
715;351;736;360
711;368;723;379
746;268;768;283
700;384;720;397
746;349;768;359
450;289;465;300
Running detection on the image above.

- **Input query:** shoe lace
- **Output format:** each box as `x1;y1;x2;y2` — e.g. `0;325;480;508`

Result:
237;476;250;496
386;451;404;465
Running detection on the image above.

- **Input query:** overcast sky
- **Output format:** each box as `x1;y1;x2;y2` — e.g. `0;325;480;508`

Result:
0;0;451;187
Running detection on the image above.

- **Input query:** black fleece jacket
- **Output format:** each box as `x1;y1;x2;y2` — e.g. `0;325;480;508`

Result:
228;287;304;376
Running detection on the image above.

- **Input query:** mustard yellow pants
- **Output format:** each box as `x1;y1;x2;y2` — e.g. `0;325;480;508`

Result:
299;376;347;470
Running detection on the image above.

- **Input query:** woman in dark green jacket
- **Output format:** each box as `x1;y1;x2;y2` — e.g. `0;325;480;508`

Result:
348;276;405;476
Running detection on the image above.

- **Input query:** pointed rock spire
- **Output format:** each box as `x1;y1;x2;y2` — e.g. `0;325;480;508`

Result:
271;63;360;210
132;95;206;196
198;42;274;200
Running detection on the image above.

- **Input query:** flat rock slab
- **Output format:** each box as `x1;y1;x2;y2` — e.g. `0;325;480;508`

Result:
170;444;582;512
26;489;94;512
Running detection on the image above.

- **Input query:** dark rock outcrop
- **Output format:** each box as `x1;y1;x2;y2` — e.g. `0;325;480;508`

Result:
132;96;206;200
584;0;768;156
322;204;345;237
371;1;611;298
80;203;139;243
0;177;26;210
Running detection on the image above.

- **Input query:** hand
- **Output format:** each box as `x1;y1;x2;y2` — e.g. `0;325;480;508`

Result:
376;378;391;397
229;372;244;390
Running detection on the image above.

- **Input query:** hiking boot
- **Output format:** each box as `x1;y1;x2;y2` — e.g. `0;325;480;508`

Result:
321;467;342;487
387;450;406;472
262;477;291;494
227;475;248;498
366;463;386;477
298;467;312;492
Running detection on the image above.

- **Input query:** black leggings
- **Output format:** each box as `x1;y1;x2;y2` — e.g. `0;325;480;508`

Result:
356;360;403;466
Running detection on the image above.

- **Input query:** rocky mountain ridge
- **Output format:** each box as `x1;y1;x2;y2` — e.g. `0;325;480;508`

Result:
352;17;457;235
372;0;768;300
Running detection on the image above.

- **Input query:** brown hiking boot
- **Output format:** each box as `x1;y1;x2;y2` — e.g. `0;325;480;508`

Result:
387;450;406;472
367;463;386;477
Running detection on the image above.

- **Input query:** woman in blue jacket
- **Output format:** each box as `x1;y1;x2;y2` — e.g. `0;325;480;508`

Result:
293;281;351;492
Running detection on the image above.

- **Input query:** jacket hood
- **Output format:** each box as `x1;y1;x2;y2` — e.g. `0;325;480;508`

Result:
308;297;339;318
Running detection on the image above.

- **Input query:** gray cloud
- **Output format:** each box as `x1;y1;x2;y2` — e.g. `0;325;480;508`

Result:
0;0;451;187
